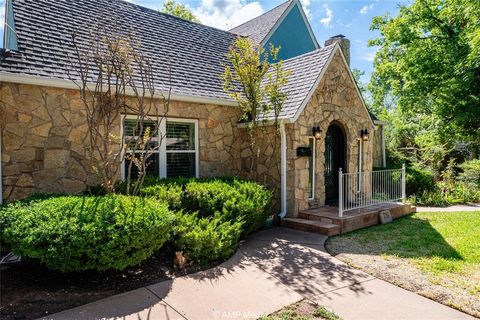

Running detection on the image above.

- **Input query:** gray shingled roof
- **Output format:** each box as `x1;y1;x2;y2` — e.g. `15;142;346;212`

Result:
0;0;238;100
229;0;293;44
259;44;336;120
1;0;342;123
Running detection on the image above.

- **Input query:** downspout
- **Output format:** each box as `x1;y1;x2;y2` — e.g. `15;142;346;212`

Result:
381;124;386;167
278;121;287;219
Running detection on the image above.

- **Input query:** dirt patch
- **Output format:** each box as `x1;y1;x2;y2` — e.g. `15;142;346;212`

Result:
261;299;341;320
326;240;480;318
0;247;219;320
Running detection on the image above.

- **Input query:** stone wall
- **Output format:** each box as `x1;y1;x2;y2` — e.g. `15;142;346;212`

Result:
286;51;375;215
372;124;383;167
0;82;245;202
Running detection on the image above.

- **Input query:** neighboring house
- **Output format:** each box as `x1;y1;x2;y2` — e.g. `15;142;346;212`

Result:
0;0;389;221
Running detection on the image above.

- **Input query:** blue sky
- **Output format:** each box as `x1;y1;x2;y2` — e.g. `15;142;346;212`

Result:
0;0;403;82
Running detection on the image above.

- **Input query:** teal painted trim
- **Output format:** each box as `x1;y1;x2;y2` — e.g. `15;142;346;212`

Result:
264;4;316;61
4;0;18;50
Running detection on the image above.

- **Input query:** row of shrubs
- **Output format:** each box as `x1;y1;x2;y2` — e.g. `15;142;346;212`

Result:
397;159;480;206
0;177;272;272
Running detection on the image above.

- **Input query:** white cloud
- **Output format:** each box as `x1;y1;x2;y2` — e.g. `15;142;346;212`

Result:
360;4;374;14
299;0;311;20
319;4;333;28
193;0;264;30
0;0;5;31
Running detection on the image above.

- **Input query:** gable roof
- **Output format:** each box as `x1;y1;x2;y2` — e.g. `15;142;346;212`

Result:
0;0;237;103
230;0;293;44
260;43;375;128
259;43;336;120
230;0;318;50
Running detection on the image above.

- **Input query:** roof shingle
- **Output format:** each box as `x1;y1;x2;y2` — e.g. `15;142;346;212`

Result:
0;0;238;101
229;0;293;45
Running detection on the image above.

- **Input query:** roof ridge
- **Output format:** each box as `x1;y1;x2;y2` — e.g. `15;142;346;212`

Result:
115;0;237;37
229;0;294;32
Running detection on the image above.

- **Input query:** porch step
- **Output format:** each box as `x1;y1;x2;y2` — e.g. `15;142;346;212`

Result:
282;218;340;236
298;211;336;224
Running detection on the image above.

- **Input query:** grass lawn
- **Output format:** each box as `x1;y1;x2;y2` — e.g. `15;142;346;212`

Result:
259;300;342;320
326;211;480;317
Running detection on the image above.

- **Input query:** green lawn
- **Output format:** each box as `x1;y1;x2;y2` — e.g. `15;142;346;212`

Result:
326;211;480;317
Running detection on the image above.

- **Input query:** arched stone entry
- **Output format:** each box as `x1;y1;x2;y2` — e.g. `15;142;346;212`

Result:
324;122;346;204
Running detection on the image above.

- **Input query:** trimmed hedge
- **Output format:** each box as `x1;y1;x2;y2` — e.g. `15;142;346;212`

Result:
141;177;272;233
0;177;273;270
0;195;175;272
140;177;272;262
173;212;244;263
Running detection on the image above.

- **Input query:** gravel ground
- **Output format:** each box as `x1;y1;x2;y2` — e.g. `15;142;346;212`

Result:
326;239;480;318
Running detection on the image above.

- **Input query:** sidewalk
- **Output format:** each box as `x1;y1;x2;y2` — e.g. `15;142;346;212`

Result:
42;228;475;320
416;204;480;212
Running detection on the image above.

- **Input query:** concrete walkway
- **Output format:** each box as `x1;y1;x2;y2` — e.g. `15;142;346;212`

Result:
42;228;475;320
416;204;480;212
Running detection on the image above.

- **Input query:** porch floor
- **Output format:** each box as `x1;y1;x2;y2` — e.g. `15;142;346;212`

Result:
283;202;416;236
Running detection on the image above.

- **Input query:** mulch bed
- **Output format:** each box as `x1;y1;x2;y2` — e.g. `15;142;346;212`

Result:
0;247;218;320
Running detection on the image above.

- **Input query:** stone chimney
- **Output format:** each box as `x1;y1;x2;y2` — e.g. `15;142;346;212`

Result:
325;34;350;66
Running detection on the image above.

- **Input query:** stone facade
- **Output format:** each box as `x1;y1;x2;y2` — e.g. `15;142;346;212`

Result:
372;124;384;168
1;51;377;217
284;51;374;216
0;82;244;202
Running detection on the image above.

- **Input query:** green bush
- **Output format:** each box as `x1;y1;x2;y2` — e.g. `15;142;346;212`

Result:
140;177;272;262
458;159;480;187
0;195;175;272
141;177;272;236
406;167;435;195
408;182;480;206
173;212;243;263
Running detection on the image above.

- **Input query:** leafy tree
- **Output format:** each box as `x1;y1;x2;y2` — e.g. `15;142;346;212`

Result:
368;0;480;145
351;68;373;108
161;0;200;23
223;38;289;177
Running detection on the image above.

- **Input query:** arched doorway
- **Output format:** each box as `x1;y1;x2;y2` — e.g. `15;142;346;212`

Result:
324;122;346;204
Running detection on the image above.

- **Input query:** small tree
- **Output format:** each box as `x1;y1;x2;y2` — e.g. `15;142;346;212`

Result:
161;0;200;23
67;28;170;195
223;38;289;179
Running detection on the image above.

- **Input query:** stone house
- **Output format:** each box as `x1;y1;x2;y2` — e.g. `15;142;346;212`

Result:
0;0;389;223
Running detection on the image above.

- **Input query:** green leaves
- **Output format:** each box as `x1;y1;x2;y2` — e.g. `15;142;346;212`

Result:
161;0;200;23
369;0;480;144
0;195;174;272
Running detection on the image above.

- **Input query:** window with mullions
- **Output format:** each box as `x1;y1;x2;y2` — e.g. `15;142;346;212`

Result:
166;121;196;178
123;119;159;179
122;118;198;179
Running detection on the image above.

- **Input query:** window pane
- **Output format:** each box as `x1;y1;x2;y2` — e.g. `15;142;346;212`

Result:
166;122;195;151
124;153;159;179
167;153;195;178
124;119;158;150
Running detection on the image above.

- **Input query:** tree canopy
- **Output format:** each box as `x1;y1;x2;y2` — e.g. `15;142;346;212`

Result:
369;0;480;144
161;0;200;23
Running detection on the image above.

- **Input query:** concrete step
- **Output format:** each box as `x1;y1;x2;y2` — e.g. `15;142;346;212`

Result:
282;218;341;236
298;211;338;225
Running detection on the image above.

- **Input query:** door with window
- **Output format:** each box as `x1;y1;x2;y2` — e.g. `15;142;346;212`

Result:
324;123;345;204
122;117;199;179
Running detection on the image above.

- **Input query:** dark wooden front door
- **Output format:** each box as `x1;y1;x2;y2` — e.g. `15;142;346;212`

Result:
324;123;345;204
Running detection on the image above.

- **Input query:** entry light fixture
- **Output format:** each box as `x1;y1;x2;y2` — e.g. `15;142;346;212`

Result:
361;129;370;141
312;126;322;140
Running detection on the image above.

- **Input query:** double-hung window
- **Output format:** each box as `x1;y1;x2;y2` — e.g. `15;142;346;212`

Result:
123;119;160;179
122;117;199;179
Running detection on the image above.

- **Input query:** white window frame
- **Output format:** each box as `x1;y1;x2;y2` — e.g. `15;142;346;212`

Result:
120;115;199;180
308;136;316;200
